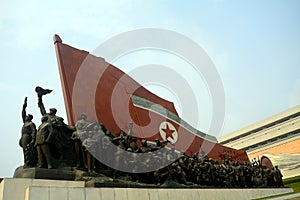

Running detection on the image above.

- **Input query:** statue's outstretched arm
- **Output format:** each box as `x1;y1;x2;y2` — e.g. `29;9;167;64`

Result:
22;97;27;123
35;86;53;116
38;97;46;116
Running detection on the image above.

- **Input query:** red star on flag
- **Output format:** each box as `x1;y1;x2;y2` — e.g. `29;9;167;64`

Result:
159;121;178;143
162;123;175;141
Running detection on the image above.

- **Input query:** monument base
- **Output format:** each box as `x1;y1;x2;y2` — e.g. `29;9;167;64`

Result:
13;166;204;188
0;178;294;200
13;166;75;180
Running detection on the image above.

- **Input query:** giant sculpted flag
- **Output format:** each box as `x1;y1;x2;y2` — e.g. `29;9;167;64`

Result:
54;34;249;163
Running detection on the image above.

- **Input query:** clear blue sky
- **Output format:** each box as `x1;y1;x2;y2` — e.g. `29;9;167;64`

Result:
0;0;299;177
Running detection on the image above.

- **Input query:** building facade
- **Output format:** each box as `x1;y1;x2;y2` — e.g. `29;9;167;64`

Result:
218;105;300;178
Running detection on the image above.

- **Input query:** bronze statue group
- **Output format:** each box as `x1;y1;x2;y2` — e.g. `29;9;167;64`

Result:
19;87;284;188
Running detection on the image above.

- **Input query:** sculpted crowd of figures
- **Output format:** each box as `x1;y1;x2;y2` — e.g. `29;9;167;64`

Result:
20;87;284;188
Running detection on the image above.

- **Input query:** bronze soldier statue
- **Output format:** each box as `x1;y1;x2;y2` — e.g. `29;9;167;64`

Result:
35;115;54;169
82;134;96;173
274;166;284;187
72;113;89;169
82;122;102;172
36;86;75;163
75;113;89;130
19;97;37;167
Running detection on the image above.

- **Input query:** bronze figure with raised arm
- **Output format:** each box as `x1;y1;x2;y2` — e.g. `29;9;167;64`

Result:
19;97;37;167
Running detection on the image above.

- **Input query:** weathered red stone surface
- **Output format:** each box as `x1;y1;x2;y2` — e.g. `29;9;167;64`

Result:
53;34;249;162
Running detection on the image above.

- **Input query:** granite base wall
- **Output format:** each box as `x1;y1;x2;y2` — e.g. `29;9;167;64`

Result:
0;178;294;200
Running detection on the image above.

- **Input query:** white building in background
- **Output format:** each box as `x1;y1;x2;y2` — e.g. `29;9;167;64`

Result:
218;105;300;178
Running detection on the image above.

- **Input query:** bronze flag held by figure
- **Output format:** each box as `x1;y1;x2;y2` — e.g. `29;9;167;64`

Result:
35;86;53;98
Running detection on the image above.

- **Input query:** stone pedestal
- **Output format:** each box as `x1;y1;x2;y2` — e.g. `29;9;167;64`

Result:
13;166;75;180
0;178;84;200
0;178;294;200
